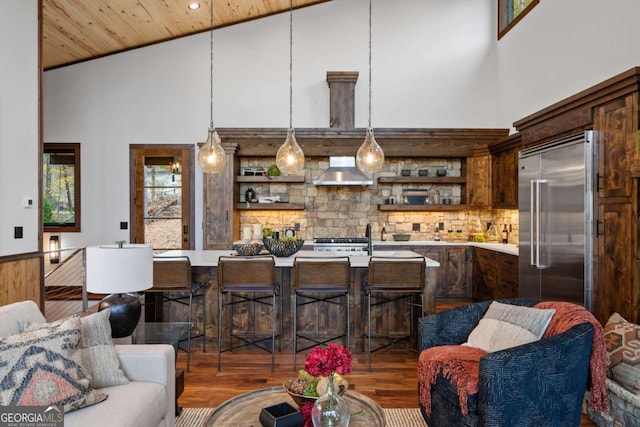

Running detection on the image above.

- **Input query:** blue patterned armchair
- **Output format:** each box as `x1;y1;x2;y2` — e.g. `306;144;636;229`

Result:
417;299;601;427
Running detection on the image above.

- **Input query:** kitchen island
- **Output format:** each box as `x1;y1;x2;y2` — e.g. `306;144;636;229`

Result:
155;249;439;351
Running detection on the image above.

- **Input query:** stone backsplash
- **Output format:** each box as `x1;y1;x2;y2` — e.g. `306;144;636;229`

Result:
238;157;519;243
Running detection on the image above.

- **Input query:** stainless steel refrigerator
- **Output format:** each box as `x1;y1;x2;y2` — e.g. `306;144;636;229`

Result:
518;131;594;309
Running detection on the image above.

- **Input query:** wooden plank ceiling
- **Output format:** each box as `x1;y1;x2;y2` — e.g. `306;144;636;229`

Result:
42;0;330;70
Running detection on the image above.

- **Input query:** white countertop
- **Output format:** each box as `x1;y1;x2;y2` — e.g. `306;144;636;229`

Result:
371;240;519;256
158;249;440;268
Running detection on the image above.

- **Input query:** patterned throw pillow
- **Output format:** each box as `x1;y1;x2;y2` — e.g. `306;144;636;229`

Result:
0;315;107;412
604;312;640;393
21;310;129;388
465;301;556;353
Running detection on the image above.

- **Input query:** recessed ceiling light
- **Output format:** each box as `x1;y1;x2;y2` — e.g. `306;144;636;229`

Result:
188;2;201;10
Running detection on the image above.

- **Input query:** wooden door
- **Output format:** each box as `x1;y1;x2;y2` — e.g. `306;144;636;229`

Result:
130;145;194;250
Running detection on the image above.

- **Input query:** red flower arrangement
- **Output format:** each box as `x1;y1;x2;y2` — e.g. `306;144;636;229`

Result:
303;343;353;378
298;344;353;426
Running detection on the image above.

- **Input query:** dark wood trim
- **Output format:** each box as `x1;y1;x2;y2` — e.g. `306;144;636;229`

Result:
43;143;81;233
129;144;196;249
38;0;45;309
0;251;42;263
514;67;640;145
488;132;523;154
216;128;509;158
498;0;540;40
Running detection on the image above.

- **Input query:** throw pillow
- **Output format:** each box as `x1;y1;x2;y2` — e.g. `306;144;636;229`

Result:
21;310;129;389
604;312;640;393
465;301;556;353
0;315;107;412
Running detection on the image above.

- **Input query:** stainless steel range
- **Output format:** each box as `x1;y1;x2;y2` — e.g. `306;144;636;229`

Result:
313;237;369;255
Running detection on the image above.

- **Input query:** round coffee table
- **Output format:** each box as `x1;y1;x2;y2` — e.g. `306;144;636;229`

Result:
204;386;386;426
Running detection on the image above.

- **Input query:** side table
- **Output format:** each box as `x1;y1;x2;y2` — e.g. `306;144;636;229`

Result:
132;322;192;416
205;386;386;426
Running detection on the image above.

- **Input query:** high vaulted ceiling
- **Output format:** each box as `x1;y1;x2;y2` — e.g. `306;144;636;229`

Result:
42;0;329;70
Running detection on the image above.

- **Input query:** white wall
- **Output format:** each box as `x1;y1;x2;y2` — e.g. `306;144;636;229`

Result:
496;0;640;129
43;0;497;250
0;0;39;257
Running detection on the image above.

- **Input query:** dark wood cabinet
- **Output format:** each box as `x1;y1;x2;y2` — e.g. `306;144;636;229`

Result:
467;155;491;208
592;94;639;323
442;246;471;298
472;247;518;301
203;143;239;249
408;245;471;299
490;134;521;209
514;67;640;324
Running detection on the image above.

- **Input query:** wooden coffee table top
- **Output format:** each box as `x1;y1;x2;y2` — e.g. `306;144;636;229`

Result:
204;386;386;427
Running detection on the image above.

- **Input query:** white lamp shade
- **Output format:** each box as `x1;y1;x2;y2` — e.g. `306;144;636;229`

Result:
86;244;153;294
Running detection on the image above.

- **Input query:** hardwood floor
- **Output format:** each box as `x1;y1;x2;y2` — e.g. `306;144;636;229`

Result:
176;344;596;426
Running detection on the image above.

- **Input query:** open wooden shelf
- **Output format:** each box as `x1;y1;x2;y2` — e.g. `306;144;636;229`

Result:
378;176;466;184
378;204;466;211
236;176;305;183
236;203;304;210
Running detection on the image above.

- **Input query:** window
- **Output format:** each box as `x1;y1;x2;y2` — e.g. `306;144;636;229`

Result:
498;0;539;39
43;143;80;232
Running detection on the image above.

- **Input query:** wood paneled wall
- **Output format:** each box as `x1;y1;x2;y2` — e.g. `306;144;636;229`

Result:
0;254;43;309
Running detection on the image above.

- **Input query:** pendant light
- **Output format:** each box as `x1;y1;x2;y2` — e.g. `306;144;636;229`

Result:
276;0;305;176
356;0;384;174
197;0;225;174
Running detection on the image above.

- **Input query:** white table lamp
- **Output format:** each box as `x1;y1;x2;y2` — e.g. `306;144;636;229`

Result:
86;243;153;338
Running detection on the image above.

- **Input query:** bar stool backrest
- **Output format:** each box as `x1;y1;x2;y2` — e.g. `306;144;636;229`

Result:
151;256;192;291
292;256;351;290
368;256;425;291
218;255;276;291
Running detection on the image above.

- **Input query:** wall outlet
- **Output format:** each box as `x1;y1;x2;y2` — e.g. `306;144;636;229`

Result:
120;222;128;230
412;223;421;232
14;226;23;239
22;197;33;208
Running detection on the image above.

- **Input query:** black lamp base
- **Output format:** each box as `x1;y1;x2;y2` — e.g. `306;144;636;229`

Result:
98;293;141;338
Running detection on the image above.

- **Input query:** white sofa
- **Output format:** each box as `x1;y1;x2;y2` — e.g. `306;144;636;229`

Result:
0;300;176;427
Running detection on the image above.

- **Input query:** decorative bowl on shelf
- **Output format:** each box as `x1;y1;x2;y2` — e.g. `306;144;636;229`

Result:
263;238;304;257
283;379;347;407
392;234;411;241
233;241;264;256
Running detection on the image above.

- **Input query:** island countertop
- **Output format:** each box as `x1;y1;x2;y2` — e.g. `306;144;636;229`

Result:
158;249;440;268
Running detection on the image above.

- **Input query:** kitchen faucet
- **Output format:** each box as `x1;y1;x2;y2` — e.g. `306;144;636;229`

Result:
365;223;372;255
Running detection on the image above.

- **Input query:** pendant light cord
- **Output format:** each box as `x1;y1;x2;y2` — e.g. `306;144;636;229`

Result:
209;0;215;131
368;0;372;130
289;0;293;130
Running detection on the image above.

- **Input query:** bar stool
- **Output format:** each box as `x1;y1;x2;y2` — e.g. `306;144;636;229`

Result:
146;256;206;371
217;255;279;372
364;256;425;372
292;256;351;371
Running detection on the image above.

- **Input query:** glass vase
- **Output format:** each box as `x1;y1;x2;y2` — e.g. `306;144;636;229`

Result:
311;373;350;427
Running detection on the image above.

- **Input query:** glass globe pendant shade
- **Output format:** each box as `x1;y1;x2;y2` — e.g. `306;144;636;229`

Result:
276;128;305;175
356;128;384;174
197;128;226;174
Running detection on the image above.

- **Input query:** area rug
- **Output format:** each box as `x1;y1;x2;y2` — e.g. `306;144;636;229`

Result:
176;407;427;426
